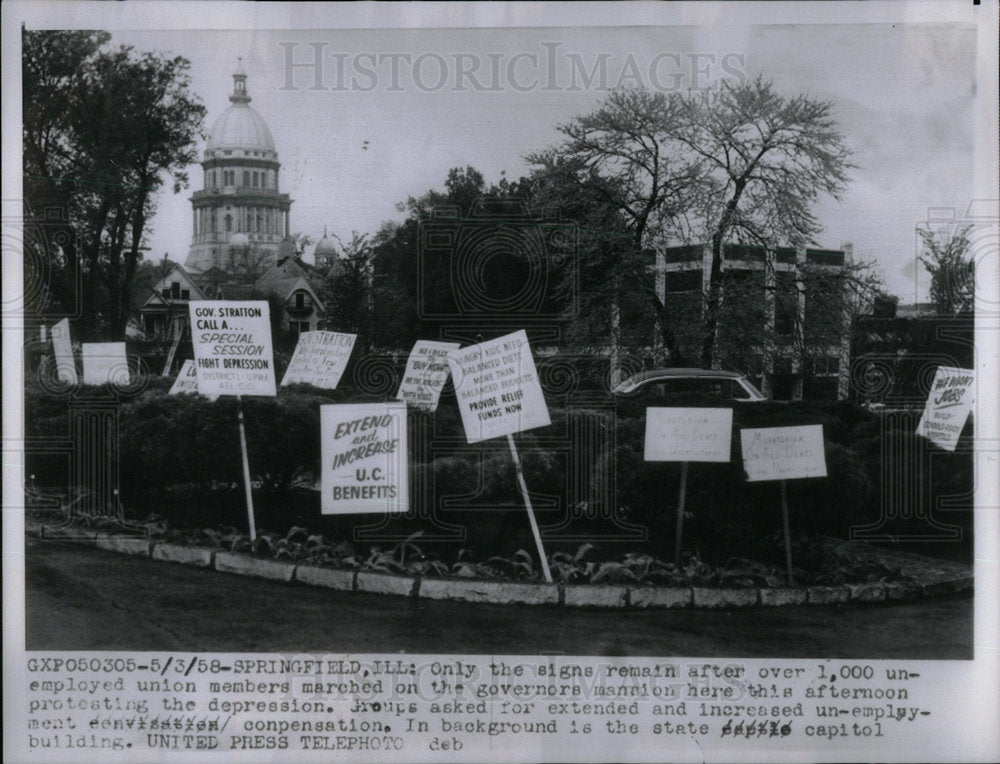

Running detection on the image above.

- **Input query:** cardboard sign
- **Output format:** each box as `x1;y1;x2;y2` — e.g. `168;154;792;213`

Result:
644;407;733;462
396;340;460;411
916;366;975;451
81;342;129;386
51;318;78;385
740;425;827;482
281;331;356;389
188;301;276;396
448;330;551;444
321;402;408;515
168;359;200;395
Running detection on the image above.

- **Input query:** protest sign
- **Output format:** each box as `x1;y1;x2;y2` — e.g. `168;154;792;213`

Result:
644;407;733;462
740;424;827;584
448;330;550;444
51;318;77;385
448;331;553;581
168;359;201;395
740;425;827;482
644;407;734;565
188;301;275;396
321;403;408;515
281;331;356;389
81;342;128;386
396;340;460;411
916;366;975;451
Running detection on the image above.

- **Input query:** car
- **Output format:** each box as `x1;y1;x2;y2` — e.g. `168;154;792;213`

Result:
610;368;768;402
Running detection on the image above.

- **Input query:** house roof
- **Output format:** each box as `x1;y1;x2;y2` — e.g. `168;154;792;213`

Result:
140;261;206;309
253;256;326;309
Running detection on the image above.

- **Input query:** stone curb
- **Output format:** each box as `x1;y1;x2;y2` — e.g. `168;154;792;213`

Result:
420;579;559;605
630;587;692;609
152;542;214;568
295;564;356;591
215;551;295;582
693;587;759;608
36;526;975;610
95;535;152;556
357;571;417;598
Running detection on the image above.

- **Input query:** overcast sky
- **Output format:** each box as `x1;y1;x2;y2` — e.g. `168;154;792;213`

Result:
36;14;990;302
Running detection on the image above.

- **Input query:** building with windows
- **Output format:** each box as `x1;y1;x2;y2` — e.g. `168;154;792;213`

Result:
652;243;853;400
138;261;205;342
184;61;292;274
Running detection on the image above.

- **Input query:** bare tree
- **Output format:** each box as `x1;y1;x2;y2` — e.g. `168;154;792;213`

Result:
674;76;855;367
527;89;702;363
918;225;974;315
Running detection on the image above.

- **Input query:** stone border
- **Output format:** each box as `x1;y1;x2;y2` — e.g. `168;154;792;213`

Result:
32;527;974;610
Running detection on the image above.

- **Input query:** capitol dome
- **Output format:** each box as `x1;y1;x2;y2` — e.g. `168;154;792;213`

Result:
207;106;275;153
185;61;292;276
204;62;277;158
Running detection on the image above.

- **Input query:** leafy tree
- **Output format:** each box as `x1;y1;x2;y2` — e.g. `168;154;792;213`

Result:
370;166;536;349
674;77;855;367
918;225;974;315
323;231;374;350
23;30;205;339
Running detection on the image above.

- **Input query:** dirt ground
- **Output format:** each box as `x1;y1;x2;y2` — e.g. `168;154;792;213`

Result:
23;537;972;658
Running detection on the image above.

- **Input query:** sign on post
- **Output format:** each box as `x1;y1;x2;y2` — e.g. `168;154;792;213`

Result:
396;340;460;411
81;342;129;387
740;424;827;586
51;318;78;385
168;359;200;395
916;366;975;451
448;330;550;444
644;407;733;565
644;408;733;462
448;330;553;582
740;425;827;482
281;331;356;389
321;402;408;515
188;301;276;397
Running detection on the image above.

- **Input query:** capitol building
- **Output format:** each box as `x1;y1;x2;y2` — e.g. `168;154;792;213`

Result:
184;61;293;274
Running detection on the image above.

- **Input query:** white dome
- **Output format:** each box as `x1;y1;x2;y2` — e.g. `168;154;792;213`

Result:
207;104;275;153
314;235;338;258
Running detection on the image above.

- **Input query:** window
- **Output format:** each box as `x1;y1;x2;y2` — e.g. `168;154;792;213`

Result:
774;272;797;337
298;322;311;334
225;214;233;232
243;171;250;187
170;282;180;299
295;292;305;309
181;289;190;300
253;172;258;187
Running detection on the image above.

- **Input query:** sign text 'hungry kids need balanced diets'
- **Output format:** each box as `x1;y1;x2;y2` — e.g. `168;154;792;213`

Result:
321;403;408;515
447;330;550;444
188;300;276;397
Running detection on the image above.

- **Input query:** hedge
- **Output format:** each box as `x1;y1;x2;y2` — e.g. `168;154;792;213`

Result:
24;378;973;564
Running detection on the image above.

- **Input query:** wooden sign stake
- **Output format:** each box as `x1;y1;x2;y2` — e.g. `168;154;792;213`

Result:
780;479;793;586
237;395;257;542
674;461;689;566
506;434;552;583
